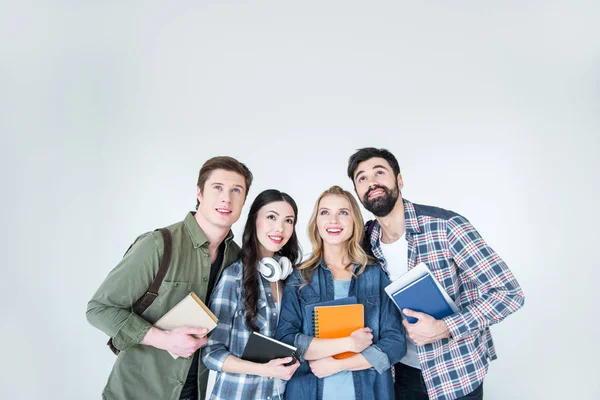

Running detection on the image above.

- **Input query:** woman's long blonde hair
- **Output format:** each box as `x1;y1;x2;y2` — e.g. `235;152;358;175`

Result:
298;186;371;285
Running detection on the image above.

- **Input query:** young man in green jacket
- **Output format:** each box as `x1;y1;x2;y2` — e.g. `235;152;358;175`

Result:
86;156;253;400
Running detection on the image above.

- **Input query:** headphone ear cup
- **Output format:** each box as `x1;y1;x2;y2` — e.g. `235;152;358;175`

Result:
278;256;293;280
258;257;282;282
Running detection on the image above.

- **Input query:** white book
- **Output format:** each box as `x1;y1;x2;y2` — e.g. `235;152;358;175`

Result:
154;292;218;359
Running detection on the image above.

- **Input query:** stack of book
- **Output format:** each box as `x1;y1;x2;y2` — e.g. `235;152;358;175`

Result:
306;296;364;359
384;263;459;323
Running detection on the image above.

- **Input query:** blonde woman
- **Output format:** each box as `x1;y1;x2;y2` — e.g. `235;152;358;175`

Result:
276;186;406;400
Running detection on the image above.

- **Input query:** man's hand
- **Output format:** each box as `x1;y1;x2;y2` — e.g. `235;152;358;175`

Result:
259;357;300;380
346;327;373;353
309;356;342;378
402;309;450;346
142;326;209;358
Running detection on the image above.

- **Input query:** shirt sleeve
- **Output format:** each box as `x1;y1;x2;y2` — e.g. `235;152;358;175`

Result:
361;268;406;374
443;215;525;340
201;266;241;372
85;232;160;351
275;274;313;362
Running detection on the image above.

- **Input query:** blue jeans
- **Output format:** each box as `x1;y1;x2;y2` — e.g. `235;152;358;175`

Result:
394;363;483;400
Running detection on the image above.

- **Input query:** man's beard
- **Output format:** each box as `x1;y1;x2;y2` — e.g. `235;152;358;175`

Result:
362;184;400;217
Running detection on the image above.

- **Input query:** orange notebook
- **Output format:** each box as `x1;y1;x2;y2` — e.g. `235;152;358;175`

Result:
313;303;364;359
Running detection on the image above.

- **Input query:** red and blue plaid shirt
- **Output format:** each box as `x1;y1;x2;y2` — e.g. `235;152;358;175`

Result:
368;199;524;400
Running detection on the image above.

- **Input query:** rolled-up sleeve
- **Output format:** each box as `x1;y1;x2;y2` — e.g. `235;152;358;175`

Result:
86;233;160;352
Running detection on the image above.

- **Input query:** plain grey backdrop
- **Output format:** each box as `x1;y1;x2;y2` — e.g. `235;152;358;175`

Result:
2;1;599;399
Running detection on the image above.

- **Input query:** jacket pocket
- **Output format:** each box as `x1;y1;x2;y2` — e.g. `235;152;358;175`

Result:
364;295;381;336
142;281;193;321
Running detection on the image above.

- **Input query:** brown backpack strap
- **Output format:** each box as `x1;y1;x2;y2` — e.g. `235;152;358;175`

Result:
107;228;173;355
133;228;173;314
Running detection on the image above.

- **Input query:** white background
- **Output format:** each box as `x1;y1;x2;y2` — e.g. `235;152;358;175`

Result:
2;1;599;399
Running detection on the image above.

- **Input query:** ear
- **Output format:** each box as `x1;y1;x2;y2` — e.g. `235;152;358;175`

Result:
397;173;404;190
196;185;203;203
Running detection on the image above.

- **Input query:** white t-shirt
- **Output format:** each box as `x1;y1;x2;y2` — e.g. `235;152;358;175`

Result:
379;233;421;369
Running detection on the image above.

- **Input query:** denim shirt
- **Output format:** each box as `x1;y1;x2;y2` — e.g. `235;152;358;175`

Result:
276;261;407;400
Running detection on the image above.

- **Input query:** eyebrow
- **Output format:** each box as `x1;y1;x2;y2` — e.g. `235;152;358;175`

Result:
211;182;245;191
354;164;390;180
318;207;350;213
267;210;295;218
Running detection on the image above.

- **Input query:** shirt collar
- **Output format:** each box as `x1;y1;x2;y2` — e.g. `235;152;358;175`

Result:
372;198;420;238
370;198;419;266
403;198;421;234
317;259;361;273
183;212;235;249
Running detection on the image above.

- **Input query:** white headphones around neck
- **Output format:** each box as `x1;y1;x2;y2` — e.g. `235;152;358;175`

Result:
258;256;293;282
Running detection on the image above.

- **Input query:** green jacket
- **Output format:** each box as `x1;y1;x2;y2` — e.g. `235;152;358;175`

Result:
86;212;241;400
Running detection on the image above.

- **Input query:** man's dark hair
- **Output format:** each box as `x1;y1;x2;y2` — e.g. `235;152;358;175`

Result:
196;156;253;209
347;147;401;182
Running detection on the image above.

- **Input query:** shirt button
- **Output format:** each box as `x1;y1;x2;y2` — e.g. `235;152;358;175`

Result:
203;277;208;282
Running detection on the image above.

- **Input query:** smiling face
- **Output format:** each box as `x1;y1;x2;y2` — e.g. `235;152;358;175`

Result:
316;194;355;246
255;201;296;258
353;157;403;217
196;169;247;230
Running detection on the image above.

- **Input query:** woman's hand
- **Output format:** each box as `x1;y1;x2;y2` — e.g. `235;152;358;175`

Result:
347;327;373;353
259;357;300;380
308;356;341;378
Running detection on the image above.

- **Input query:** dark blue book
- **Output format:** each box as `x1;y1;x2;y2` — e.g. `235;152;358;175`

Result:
304;296;357;336
391;274;455;324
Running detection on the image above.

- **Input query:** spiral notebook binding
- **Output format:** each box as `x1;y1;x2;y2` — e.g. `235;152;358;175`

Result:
313;309;320;337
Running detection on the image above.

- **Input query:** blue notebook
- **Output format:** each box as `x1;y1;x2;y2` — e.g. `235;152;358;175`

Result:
391;274;454;323
304;296;357;336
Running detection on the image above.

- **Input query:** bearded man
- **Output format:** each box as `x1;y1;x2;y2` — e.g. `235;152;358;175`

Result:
347;147;524;400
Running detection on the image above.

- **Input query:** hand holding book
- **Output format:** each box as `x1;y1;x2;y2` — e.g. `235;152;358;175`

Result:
401;309;451;346
347;327;373;353
258;357;300;381
149;292;218;359
142;326;208;358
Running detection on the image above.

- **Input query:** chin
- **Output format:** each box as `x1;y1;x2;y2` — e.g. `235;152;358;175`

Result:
259;241;282;254
322;238;349;246
211;218;234;229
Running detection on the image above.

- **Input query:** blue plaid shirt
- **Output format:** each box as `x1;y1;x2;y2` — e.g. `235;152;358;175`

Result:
369;199;524;400
202;259;284;400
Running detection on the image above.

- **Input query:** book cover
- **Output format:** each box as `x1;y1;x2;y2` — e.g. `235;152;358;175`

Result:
390;273;455;323
241;331;299;366
304;296;357;336
313;303;364;359
154;292;218;359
